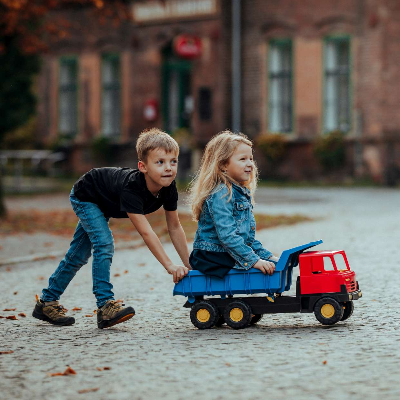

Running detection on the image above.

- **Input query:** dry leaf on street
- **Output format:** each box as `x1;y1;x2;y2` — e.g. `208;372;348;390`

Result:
3;308;16;311
72;307;82;311
85;314;93;317
18;313;26;317
49;366;77;377
0;350;14;355
6;316;18;320
114;273;120;277
78;388;99;394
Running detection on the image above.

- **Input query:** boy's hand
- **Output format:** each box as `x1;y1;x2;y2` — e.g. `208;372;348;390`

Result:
253;259;275;275
268;255;279;263
166;264;189;283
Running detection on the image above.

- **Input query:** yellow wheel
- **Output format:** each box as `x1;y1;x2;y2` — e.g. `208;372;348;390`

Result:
230;308;244;322
314;297;344;325
190;300;219;329
321;304;335;319
196;309;211;323
223;300;252;329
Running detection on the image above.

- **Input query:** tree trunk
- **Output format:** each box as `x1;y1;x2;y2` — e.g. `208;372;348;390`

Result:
0;171;7;218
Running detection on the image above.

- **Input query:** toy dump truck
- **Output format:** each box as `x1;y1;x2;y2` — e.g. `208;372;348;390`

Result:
173;240;362;329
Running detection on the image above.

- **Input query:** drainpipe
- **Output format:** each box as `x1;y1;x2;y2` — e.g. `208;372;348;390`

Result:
232;0;241;132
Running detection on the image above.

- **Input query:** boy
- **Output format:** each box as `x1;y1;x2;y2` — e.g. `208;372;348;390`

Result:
32;129;190;329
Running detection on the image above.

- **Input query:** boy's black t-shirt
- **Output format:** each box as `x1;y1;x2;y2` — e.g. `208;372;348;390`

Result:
73;167;178;218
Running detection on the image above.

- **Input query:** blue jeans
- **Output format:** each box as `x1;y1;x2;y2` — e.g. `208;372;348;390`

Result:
41;190;115;308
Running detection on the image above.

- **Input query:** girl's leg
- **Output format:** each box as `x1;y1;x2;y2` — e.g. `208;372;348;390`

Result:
41;220;92;302
70;197;115;308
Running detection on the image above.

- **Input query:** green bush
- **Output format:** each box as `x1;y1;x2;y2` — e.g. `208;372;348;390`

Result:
91;136;114;163
313;131;346;171
1;117;38;150
255;133;287;163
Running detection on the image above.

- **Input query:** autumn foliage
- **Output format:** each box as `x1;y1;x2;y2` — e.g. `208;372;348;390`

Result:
0;0;132;54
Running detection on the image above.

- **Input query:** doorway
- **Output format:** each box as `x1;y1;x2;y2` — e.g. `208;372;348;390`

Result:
162;51;192;134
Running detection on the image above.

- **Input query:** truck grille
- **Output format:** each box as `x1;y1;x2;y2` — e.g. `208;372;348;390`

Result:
347;281;356;292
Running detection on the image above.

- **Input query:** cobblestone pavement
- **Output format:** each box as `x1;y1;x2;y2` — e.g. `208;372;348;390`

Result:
1;187;400;400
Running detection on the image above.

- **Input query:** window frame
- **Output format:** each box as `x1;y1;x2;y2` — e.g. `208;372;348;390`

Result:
101;53;122;138
58;56;79;138
267;38;294;134
322;35;352;134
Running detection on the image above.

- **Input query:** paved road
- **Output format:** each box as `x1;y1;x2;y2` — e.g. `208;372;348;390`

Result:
1;187;400;400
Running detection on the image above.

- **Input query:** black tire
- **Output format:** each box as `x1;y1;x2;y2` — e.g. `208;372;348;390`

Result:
340;301;354;321
215;315;225;326
190;300;220;329
223;300;252;329
249;314;262;325
314;297;344;325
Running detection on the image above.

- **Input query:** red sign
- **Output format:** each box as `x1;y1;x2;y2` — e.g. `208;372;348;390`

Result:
143;99;158;122
174;35;202;59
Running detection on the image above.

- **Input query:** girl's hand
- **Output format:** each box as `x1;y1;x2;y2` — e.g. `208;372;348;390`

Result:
253;259;275;275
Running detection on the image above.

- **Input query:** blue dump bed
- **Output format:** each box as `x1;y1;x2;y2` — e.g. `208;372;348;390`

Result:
173;240;322;302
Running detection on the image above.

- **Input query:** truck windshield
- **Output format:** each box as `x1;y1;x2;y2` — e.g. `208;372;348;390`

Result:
334;253;348;271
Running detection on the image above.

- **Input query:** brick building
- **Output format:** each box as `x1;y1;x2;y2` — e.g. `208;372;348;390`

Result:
36;0;400;183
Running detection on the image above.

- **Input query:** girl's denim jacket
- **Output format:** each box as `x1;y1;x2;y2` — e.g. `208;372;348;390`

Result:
192;182;273;270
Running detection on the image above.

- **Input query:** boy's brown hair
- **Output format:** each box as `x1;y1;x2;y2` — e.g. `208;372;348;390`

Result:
136;128;179;162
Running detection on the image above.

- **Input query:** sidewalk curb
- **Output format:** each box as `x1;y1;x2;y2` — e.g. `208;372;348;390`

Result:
0;239;146;267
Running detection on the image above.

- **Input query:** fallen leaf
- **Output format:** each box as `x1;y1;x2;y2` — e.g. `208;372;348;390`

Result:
50;255;57;260
72;307;82;311
6;316;18;320
78;388;99;394
3;308;16;311
6;267;11;272
38;276;45;281
85;314;93;317
0;316;4;318
35;294;39;302
226;362;231;367
103;366;111;370
114;273;120;277
0;350;14;355
323;360;327;365
96;367;102;371
49;366;77;377
13;292;18;295
18;313;26;317
150;288;154;290
124;270;128;274
138;263;145;267
93;310;97;314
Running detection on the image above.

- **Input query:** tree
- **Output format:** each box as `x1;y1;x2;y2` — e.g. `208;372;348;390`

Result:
0;0;132;217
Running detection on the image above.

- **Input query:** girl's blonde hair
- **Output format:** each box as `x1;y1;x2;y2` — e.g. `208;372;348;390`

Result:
189;130;258;221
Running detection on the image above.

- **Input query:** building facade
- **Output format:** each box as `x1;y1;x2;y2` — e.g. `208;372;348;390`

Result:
36;0;400;183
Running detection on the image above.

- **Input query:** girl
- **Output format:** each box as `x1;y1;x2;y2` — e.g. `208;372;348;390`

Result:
188;131;278;278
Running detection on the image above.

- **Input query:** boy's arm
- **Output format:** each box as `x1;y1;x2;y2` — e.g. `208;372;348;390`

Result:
127;213;188;283
165;210;191;269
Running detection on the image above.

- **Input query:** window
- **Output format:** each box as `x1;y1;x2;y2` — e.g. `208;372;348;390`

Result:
102;54;121;137
324;37;351;132
323;257;335;271
59;57;78;137
268;40;293;133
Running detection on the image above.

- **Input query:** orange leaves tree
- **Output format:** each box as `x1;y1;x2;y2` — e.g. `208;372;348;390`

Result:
0;0;132;217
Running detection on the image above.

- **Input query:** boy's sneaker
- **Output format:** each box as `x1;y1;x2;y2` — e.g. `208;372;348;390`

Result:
32;299;75;326
97;300;135;329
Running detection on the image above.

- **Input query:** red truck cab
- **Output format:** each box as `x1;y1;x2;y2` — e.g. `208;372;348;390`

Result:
299;250;357;295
